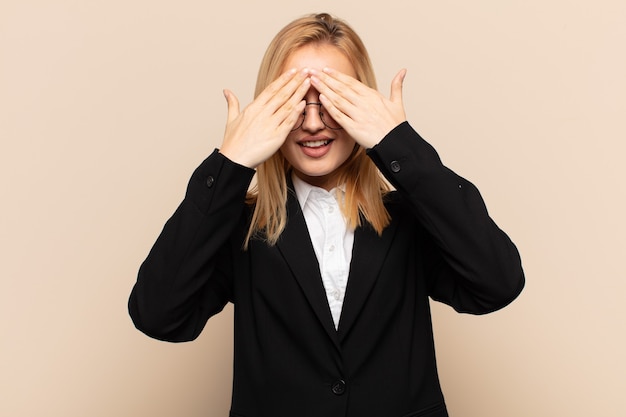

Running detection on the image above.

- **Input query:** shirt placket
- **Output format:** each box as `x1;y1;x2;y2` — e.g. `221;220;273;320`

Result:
321;194;346;327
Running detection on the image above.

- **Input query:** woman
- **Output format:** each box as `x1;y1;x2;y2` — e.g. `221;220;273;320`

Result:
129;13;524;417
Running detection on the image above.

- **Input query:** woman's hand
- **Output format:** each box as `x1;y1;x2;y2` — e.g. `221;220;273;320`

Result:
310;68;407;149
219;68;310;169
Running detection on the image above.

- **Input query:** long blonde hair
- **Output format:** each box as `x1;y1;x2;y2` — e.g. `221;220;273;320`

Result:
245;13;391;247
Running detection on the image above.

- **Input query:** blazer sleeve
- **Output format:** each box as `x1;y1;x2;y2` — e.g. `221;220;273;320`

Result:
367;122;525;314
128;150;255;341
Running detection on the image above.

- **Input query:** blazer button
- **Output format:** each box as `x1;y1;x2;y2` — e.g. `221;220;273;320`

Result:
331;380;346;396
206;176;215;188
390;160;401;173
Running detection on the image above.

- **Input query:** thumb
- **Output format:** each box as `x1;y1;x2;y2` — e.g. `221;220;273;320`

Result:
223;89;240;123
389;69;407;103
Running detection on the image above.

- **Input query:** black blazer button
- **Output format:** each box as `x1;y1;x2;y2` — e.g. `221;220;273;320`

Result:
206;176;215;188
331;380;346;395
390;160;401;173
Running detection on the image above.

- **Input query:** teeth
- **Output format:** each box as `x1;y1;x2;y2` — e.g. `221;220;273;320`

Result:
300;140;329;148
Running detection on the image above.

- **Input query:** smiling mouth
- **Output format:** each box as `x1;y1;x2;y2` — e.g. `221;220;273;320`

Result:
299;139;332;148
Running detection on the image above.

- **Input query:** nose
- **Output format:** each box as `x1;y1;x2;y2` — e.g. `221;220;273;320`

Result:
301;102;325;132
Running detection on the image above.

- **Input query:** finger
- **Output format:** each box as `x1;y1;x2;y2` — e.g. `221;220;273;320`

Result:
271;69;310;114
274;77;310;126
310;73;355;115
318;67;363;102
289;75;311;108
321;67;362;89
318;92;351;129
253;68;296;108
313;72;362;128
223;89;240;124
390;69;407;103
271;69;311;113
278;99;306;132
260;68;306;107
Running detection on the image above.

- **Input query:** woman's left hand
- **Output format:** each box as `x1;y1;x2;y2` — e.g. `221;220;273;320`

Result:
310;67;407;149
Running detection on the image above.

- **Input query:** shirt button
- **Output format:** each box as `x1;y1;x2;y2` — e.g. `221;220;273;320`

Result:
331;380;346;395
333;290;341;301
328;245;335;252
206;176;215;188
328;206;334;213
390;160;401;173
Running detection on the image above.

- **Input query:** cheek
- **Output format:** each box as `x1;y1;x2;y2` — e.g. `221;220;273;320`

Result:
278;140;296;164
338;136;358;158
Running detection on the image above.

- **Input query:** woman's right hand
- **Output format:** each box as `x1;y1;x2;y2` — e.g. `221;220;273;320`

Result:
219;68;310;169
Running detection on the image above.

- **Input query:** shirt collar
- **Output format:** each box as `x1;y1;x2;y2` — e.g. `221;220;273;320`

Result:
291;173;345;210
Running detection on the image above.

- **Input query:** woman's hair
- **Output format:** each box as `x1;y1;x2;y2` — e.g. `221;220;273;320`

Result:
245;13;391;247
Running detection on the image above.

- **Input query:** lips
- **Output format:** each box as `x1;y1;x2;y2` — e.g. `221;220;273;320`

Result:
297;136;334;158
297;134;333;147
300;139;331;148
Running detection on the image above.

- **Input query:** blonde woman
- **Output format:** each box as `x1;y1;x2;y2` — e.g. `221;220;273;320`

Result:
129;13;524;417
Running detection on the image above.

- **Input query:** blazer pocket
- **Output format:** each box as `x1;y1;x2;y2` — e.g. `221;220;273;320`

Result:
402;401;447;417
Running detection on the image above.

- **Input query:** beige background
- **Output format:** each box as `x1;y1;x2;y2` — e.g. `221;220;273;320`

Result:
1;0;625;416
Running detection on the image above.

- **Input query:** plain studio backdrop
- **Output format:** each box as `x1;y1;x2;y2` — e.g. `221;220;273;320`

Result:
1;1;625;416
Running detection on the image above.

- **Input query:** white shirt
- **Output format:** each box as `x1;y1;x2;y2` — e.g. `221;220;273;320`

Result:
292;174;354;329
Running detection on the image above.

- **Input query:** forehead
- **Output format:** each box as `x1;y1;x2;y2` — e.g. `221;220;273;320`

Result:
283;43;357;78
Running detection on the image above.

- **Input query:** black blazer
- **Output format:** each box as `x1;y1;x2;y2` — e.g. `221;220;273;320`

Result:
129;122;524;417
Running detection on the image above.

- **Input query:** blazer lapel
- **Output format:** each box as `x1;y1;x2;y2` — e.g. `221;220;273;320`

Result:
337;215;399;342
276;189;340;349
